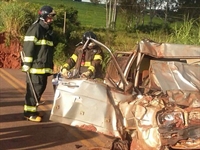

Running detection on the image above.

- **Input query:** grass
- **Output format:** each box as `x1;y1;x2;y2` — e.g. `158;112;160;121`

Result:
19;0;107;28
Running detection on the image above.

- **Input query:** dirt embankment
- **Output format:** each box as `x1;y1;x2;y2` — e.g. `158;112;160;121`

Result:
0;32;22;69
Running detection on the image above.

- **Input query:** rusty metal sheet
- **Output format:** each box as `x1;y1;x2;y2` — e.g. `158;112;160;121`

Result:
167;90;200;107
148;60;200;92
139;39;200;58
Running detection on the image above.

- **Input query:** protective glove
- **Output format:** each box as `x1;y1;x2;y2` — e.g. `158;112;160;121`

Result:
80;71;92;78
61;67;70;78
22;65;30;72
52;73;60;85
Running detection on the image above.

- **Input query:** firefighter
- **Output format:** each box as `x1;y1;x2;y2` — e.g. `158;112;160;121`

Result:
61;31;103;79
21;5;56;122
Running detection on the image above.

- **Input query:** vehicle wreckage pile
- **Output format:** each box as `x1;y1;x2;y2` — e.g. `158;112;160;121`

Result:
50;39;200;150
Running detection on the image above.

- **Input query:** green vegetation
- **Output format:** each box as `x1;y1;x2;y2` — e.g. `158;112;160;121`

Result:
0;2;33;41
168;18;200;44
19;0;106;28
0;0;200;69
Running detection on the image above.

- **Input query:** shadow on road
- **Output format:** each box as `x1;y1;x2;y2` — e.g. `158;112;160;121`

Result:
0;109;103;150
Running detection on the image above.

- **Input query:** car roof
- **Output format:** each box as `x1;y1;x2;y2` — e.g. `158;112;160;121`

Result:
139;39;200;59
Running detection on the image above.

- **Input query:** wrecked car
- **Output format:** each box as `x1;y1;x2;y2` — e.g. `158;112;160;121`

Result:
50;39;200;150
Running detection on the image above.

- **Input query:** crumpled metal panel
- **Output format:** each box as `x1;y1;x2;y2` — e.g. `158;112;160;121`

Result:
120;95;164;149
50;78;131;138
148;60;200;92
167;90;200;107
50;78;118;137
139;40;200;58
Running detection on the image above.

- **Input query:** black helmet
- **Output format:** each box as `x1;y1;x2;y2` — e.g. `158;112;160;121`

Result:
38;6;56;20
82;31;97;44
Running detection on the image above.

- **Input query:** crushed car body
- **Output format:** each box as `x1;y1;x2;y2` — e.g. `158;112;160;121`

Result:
50;39;200;150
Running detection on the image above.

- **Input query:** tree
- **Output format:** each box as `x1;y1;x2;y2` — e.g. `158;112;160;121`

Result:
177;0;200;19
118;0;139;28
106;0;117;30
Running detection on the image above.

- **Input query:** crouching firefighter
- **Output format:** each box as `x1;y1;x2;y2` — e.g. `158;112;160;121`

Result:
61;31;104;79
21;5;56;122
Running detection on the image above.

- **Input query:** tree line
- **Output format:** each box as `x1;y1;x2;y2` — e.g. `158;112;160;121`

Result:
102;0;200;30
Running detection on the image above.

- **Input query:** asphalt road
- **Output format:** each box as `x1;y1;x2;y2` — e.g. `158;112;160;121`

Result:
0;68;115;150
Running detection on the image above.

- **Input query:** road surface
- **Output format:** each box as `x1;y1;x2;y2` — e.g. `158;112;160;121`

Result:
0;68;115;150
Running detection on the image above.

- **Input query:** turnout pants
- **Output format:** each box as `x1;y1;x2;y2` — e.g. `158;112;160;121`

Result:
24;74;48;115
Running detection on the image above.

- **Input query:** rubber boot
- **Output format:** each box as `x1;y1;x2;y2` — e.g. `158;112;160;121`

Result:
24;111;42;122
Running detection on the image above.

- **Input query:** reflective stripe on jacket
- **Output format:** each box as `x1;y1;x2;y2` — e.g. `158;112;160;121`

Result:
63;43;103;75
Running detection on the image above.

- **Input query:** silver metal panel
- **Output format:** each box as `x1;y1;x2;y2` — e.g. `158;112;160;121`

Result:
50;78;122;137
150;60;200;92
139;40;200;58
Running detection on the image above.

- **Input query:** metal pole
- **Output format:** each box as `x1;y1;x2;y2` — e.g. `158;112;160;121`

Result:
20;51;39;106
63;12;66;34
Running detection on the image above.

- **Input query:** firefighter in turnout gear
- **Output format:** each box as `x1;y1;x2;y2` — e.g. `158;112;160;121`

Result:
61;31;104;79
21;5;56;122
